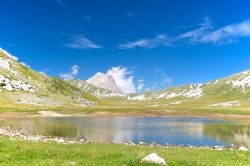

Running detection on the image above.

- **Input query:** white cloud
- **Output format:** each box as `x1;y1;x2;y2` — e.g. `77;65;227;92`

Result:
145;69;171;91
155;68;172;86
127;12;136;17
83;16;91;21
55;0;70;8
145;81;158;91
118;34;171;49
65;36;102;49
137;80;144;91
178;17;212;41
60;65;79;80
0;47;31;68
118;17;250;48
20;62;31;68
40;68;49;75
179;17;250;44
106;66;136;94
0;47;18;61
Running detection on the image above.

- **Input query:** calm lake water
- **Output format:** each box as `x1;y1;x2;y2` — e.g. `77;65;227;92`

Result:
1;117;250;147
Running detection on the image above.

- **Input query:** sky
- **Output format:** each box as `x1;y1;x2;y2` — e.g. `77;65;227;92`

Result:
1;0;250;93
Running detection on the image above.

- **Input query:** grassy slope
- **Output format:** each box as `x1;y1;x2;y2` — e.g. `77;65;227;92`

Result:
89;74;250;115
1;49;250;116
0;51;101;109
0;137;249;166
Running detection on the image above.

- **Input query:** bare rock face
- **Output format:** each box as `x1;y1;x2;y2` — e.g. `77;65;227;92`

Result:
141;153;167;165
87;72;122;93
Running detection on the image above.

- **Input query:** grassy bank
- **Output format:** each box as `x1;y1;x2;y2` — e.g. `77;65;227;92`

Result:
57;106;250;118
0;137;249;166
1;103;250;118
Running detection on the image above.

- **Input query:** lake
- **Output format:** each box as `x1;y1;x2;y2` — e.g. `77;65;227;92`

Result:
1;117;250;147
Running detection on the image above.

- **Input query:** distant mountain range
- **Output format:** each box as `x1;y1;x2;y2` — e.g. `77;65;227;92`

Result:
1;48;250;110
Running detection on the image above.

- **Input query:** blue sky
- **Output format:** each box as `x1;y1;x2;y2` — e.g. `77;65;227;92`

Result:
1;0;250;93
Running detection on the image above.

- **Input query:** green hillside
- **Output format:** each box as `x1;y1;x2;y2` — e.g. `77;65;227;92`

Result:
0;50;98;111
1;48;250;115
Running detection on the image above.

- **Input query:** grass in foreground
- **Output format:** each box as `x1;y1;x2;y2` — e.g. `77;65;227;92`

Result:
0;137;249;166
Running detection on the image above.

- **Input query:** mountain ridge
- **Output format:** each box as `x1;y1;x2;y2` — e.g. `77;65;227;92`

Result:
2;48;250;111
68;68;250;110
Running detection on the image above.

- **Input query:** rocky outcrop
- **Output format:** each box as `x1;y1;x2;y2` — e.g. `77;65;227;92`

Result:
87;72;122;93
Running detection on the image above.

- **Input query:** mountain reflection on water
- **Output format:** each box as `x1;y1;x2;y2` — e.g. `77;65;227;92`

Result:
1;117;250;147
203;123;250;147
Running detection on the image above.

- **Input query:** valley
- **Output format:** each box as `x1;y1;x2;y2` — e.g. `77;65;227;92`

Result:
1;48;250;118
2;1;250;165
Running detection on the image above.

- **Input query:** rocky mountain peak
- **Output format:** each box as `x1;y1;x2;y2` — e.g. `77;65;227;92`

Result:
87;72;122;93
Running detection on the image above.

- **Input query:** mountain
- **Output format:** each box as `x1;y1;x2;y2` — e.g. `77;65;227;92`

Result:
124;70;250;109
1;47;250;111
87;72;122;93
68;79;126;98
68;66;250;109
0;49;97;108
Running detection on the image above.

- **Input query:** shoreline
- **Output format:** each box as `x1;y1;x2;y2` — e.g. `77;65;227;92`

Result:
0;126;248;150
1;111;249;153
1;110;250;120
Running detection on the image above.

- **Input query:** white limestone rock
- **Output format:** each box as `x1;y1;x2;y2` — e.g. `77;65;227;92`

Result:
239;146;248;151
183;88;203;98
211;101;240;107
182;84;204;99
170;101;182;105
0;75;38;92
141;153;167;165
0;58;11;69
127;95;146;101
226;75;250;89
58;138;64;143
